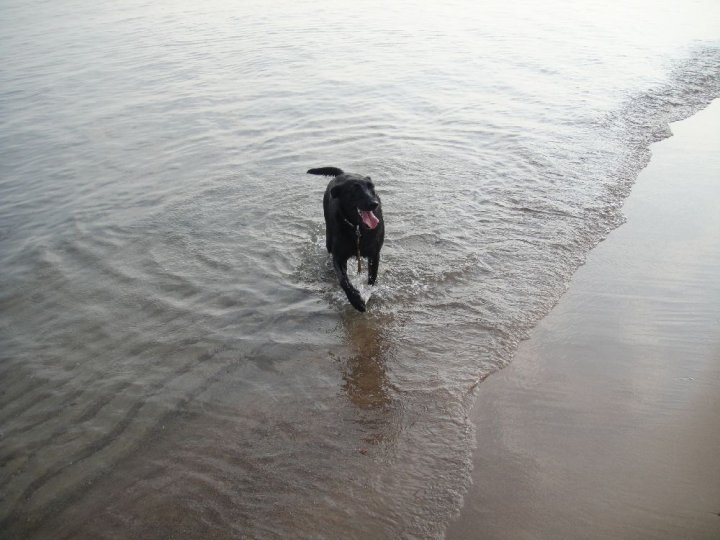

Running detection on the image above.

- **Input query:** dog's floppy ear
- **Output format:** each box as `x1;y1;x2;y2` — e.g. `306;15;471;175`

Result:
330;184;345;198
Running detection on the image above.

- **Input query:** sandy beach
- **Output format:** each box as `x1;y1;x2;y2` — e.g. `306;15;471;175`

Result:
447;100;720;539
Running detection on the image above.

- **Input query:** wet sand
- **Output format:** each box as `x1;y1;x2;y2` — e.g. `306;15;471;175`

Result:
447;100;720;539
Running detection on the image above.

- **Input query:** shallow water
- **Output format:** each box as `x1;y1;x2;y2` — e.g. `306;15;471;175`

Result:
1;0;719;537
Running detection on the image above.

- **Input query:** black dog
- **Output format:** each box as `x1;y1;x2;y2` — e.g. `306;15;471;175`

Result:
307;167;384;312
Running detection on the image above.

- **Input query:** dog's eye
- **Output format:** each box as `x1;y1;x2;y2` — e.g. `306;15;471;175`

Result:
366;181;374;189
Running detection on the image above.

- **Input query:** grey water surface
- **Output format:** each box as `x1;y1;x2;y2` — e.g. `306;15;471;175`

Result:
1;0;719;538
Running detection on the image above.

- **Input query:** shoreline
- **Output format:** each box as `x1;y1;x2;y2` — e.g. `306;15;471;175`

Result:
447;99;720;539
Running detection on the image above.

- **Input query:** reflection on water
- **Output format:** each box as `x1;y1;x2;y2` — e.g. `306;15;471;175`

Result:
1;0;719;537
342;313;394;411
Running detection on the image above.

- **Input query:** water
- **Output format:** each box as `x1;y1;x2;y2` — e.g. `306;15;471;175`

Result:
1;0;719;537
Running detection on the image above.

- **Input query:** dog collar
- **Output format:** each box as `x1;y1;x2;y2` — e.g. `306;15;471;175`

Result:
354;224;362;273
340;217;363;273
339;214;363;273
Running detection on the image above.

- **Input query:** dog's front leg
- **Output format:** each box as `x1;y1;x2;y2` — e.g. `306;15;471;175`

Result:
333;256;366;312
368;252;380;285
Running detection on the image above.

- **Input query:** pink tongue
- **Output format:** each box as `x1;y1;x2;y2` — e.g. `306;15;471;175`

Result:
359;210;380;230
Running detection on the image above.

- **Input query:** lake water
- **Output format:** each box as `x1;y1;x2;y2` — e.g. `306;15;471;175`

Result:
1;0;719;537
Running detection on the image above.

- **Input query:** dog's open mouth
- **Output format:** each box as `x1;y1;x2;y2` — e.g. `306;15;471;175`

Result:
358;209;380;230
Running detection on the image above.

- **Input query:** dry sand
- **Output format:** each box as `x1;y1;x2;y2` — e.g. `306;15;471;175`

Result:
447;99;720;539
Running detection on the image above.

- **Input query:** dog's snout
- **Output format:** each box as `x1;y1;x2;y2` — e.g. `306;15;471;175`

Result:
369;200;379;211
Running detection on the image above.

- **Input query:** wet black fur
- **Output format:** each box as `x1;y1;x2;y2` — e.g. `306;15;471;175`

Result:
307;167;385;312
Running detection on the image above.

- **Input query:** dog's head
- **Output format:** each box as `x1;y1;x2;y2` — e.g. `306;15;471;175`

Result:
331;174;381;230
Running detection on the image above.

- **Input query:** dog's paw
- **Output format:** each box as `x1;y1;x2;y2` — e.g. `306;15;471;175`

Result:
348;290;367;312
